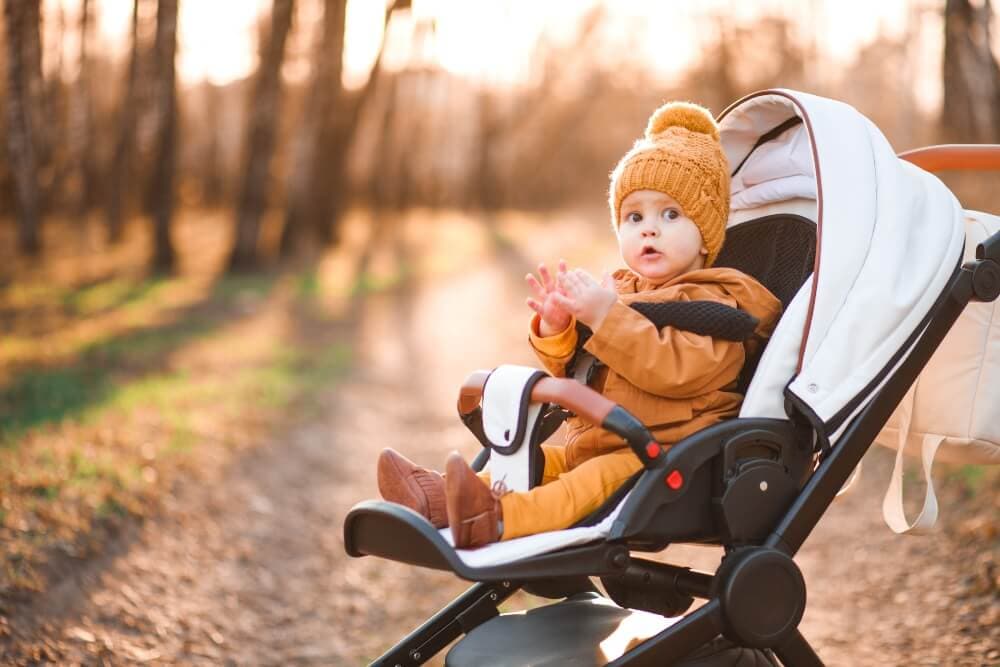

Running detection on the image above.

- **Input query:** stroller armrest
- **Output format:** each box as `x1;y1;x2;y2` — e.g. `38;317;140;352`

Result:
457;371;662;467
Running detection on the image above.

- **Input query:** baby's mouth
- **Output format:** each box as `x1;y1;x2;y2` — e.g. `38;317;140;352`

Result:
640;245;662;257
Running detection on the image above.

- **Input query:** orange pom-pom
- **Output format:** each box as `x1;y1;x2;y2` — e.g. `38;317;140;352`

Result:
645;102;719;141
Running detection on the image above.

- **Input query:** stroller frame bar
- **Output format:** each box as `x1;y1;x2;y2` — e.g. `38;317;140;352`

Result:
772;251;991;556
371;559;719;666
606;600;724;667
770;256;970;554
372;580;521;667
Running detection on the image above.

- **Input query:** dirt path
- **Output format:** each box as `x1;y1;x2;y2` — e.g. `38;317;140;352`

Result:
2;248;997;665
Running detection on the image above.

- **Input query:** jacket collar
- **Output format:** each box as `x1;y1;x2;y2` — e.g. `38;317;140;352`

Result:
613;267;740;294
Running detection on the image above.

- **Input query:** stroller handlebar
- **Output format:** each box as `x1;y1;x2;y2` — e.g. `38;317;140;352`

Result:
457;371;662;468
898;144;1000;173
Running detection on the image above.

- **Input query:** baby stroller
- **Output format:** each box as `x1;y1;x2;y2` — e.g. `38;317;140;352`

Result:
343;89;1000;666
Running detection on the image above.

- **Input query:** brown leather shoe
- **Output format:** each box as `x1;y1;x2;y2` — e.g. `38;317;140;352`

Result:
445;452;503;549
377;448;448;528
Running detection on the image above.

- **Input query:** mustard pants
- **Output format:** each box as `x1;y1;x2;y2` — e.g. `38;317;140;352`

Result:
480;445;643;541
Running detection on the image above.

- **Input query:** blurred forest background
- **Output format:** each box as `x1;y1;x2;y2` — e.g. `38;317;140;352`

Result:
0;0;997;267
0;0;998;627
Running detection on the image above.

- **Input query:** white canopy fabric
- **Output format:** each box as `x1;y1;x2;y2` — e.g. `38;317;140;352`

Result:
722;90;966;433
730;121;815;210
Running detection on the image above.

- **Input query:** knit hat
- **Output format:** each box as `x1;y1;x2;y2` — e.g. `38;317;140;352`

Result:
609;102;730;267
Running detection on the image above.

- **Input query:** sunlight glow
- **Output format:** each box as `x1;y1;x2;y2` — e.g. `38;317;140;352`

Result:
597;606;674;661
75;0;984;111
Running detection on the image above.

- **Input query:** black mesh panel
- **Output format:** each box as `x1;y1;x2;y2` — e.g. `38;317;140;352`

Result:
715;214;817;392
714;214;816;311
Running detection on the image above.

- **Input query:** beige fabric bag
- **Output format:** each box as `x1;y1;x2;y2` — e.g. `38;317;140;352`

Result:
875;210;1000;533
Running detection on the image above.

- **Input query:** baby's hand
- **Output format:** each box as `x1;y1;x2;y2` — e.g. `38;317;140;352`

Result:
526;261;573;336
554;269;617;330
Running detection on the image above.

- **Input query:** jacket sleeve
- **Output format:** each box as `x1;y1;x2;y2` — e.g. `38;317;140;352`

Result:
528;314;578;378
583;300;745;398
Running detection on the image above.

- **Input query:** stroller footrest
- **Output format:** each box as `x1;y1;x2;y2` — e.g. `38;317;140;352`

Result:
344;500;630;581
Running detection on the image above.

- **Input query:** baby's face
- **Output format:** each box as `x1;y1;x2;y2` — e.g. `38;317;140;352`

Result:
617;190;707;282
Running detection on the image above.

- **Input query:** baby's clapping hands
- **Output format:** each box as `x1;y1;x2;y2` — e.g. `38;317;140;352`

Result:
526;260;573;336
526;261;617;335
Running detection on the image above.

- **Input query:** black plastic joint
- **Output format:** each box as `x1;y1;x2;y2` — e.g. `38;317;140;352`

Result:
602;406;660;467
977;229;1000;263
607;546;631;571
971;259;1000;302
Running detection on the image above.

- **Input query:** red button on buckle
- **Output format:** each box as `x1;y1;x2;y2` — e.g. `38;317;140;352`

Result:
645;442;660;459
665;470;684;490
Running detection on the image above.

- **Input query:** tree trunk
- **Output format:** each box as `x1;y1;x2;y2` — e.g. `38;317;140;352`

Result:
148;0;179;272
199;80;226;206
317;0;406;247
280;0;347;258
25;0;51;179
71;0;97;221
941;0;1000;142
3;0;44;255
475;90;503;213
228;0;296;272
368;73;400;210
106;0;141;243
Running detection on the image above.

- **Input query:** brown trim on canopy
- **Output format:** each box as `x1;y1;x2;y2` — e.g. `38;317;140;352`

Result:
718;90;823;374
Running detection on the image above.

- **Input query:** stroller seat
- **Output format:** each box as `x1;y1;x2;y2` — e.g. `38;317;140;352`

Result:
345;187;819;577
343;90;1000;666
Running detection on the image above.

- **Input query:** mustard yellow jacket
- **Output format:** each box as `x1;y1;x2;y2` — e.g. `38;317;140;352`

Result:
529;267;783;469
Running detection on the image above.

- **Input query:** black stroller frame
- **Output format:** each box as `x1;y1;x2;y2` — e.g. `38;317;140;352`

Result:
344;144;1000;666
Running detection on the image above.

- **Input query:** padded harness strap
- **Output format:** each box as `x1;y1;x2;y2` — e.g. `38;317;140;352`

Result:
570;300;760;381
574;300;760;349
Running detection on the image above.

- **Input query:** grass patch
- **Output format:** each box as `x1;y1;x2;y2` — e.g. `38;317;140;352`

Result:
96;498;128;519
247;344;351;408
167;424;198;455
0;367;112;443
1;272;284;445
943;463;996;498
295;268;321;301
212;271;277;304
62;277;168;317
350;271;405;296
0;266;351;598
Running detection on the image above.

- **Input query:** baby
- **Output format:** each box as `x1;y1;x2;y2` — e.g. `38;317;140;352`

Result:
377;102;782;548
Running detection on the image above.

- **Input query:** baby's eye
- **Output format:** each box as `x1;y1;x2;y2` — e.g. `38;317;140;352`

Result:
661;208;680;221
625;211;642;224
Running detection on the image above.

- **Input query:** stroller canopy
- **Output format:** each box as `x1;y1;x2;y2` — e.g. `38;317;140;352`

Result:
719;90;966;438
